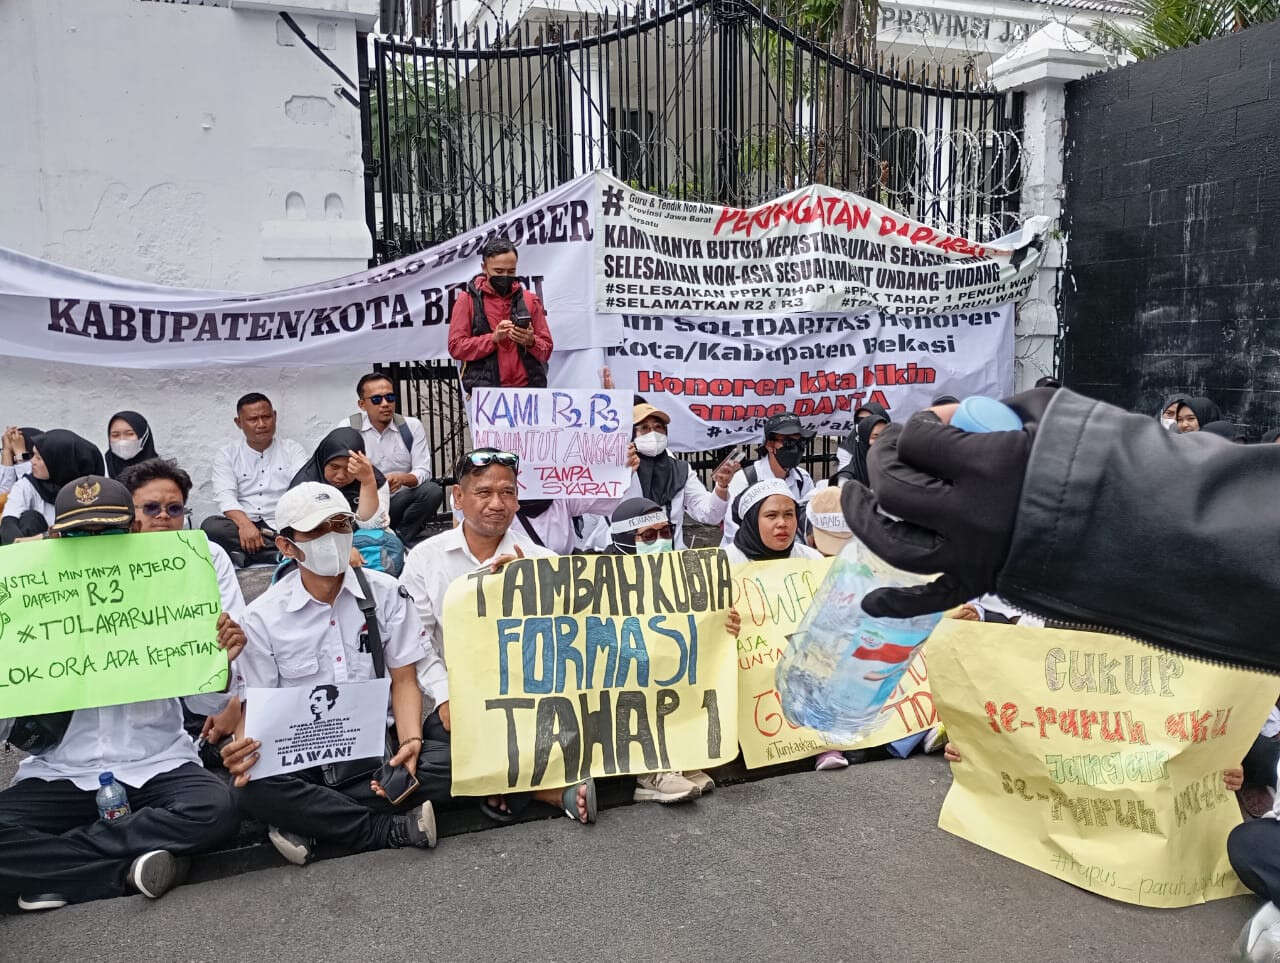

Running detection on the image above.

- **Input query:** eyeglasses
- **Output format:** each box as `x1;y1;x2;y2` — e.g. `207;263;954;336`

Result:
140;502;190;520
294;514;355;538
455;448;519;478
635;525;675;543
367;393;397;405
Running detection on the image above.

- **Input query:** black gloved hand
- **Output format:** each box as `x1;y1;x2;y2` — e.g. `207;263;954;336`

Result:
839;389;1056;618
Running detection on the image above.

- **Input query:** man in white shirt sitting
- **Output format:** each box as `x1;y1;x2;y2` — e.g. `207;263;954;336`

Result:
202;392;306;568
721;413;816;546
341;373;443;548
0;476;243;911
219;482;447;865
399;448;597;825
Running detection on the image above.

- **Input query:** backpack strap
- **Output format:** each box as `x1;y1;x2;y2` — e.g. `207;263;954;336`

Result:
391;413;413;456
516;512;546;548
352;567;386;679
743;463;759;487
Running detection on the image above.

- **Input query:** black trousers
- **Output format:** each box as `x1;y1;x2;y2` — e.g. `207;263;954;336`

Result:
199;515;276;565
235;712;451;854
390;481;444;547
1244;734;1280;789
1230;819;1280;905
0;763;238;904
0;509;49;545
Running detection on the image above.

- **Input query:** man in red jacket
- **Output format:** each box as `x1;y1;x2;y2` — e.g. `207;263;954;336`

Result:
447;238;554;394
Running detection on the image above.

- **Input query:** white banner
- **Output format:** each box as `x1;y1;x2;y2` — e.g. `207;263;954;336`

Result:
467;387;631;499
595;172;1047;317
607;305;1014;449
243;678;390;779
0;175;613;369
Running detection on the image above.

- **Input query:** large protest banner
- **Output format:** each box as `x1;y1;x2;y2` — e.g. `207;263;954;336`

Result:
467;388;630;499
606;306;1014;448
928;621;1276;908
732;557;934;768
0;175;610;368
595;172;1046;317
0;530;226;714
446;549;738;795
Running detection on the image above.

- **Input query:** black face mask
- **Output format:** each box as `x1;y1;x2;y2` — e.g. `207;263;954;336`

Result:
489;275;516;296
774;439;804;471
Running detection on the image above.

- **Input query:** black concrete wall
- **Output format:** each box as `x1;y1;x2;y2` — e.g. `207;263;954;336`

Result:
1061;21;1280;434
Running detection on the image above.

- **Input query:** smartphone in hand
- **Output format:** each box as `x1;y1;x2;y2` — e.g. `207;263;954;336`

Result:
376;762;420;806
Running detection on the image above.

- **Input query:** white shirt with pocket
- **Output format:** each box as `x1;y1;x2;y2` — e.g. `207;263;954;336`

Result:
210;437;307;523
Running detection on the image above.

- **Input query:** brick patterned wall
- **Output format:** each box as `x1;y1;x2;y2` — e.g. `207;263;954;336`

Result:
1061;21;1280;434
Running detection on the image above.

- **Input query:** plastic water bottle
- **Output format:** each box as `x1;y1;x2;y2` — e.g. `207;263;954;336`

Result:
774;396;1022;742
96;772;131;821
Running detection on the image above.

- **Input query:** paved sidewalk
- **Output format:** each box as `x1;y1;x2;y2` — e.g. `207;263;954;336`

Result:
2;755;1255;962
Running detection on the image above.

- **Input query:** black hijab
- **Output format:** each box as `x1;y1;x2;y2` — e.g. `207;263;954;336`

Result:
1177;397;1222;432
1159;393;1191;421
636;447;683;512
23;429;104;504
104;410;160;478
732;483;798;561
608;497;666;555
855;401;890;423
1201;420;1245;442
931;395;960;406
291;427;386;511
847;413;889;487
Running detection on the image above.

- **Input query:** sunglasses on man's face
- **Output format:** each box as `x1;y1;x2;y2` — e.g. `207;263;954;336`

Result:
367;393;397;405
635;525;675;543
456;449;519;478
140;502;190;520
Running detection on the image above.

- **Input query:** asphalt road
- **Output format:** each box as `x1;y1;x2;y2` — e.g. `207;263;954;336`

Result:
1;754;1256;962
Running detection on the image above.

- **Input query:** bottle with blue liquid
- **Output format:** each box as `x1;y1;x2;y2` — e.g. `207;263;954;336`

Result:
775;396;1022;742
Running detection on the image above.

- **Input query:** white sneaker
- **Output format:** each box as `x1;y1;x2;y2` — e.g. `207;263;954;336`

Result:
1234;902;1280;961
683;770;715;794
634;771;700;804
17;894;67;912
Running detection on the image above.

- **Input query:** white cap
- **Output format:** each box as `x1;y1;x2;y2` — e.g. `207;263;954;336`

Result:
273;482;356;532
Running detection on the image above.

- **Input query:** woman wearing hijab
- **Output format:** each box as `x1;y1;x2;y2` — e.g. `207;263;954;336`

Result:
0;429;104;543
607;497;740;802
1159;394;1192;431
290;428;390;529
104;411;160;479
627;403;730;549
725;478;824;564
828;411;890;488
1;426;42;496
1175;397;1223;434
854;401;890;424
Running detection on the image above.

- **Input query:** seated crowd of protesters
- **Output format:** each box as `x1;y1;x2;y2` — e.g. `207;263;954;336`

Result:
4;374;1280;956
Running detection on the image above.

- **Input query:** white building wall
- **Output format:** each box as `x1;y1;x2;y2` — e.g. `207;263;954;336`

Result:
0;0;378;521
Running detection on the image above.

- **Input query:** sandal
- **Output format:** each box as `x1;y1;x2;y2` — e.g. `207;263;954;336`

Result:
561;778;597;825
480;797;517;824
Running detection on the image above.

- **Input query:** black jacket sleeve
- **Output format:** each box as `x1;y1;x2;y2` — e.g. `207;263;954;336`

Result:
996;388;1280;673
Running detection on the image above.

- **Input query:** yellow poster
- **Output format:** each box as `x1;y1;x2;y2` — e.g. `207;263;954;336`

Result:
732;557;935;769
446;549;739;796
929;620;1277;907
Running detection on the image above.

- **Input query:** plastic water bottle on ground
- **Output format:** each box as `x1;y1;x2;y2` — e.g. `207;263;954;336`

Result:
96;772;131;821
775;396;1023;742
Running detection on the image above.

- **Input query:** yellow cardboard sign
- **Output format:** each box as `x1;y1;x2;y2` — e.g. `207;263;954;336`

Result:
732;557;935;768
929;620;1277;907
446;549;739;796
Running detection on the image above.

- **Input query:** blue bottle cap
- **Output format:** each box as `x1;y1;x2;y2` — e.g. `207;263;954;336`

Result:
951;396;1023;433
99;772;114;785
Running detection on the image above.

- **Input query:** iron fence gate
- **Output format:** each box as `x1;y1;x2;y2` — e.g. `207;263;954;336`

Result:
364;0;1024;482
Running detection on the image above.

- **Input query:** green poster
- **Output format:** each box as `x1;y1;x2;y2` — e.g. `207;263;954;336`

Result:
0;529;227;716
